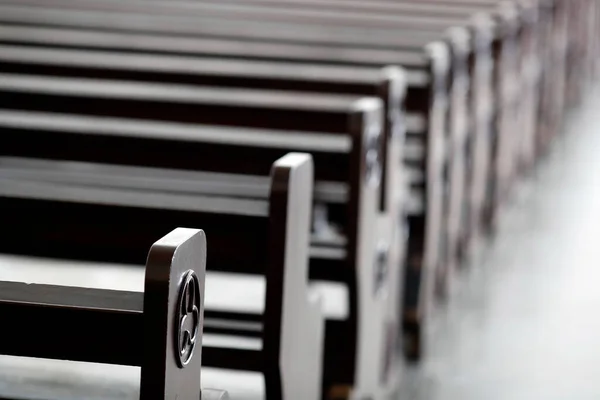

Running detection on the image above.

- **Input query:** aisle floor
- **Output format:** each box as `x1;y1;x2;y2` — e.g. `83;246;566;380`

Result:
398;88;600;400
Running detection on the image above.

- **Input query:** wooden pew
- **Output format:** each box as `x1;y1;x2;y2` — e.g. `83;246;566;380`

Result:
0;80;389;397
409;0;545;202
512;0;564;160
317;0;563;185
0;152;322;400
169;0;532;241
0;0;557;152
330;0;545;192
0;16;452;364
438;0;568;166
0;227;208;400
180;0;570;256
0;0;477;280
204;0;586;235
0;45;405;214
0;3;457;361
117;0;567;129
0;44;409;383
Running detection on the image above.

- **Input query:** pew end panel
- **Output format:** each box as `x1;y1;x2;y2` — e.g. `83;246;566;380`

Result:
515;0;542;177
0;3;448;390
376;65;409;386
313;97;388;399
265;153;325;400
377;65;407;216
462;13;496;262
482;1;522;235
402;41;450;362
436;25;471;297
142;228;207;400
424;41;451;306
345;98;390;399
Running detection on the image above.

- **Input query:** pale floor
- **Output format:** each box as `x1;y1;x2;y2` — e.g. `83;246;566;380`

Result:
398;86;600;400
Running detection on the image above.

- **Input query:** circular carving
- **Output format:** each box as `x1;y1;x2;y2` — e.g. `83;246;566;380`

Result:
391;108;406;140
374;241;389;296
175;270;201;368
364;116;382;187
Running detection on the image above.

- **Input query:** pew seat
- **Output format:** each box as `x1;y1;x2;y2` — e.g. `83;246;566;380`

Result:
0;254;349;321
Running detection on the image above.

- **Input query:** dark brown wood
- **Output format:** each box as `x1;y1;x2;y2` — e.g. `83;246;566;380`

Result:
0;228;207;400
0;0;561;169
0;1;580;396
0;45;404;214
0;6;444;229
146;0;585;272
0;75;392;396
0;3;466;310
0;22;449;368
199;154;324;400
0;0;474;382
0;51;404;360
214;0;564;230
305;2;527;226
263;153;323;399
0;0;463;273
0;281;144;364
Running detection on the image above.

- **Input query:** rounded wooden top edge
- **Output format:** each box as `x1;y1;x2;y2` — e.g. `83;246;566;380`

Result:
152;228;206;252
269;152;314;198
273;152;314;173
380;65;408;107
350;96;384;115
148;228;207;274
380;65;407;89
424;41;451;72
444;25;473;52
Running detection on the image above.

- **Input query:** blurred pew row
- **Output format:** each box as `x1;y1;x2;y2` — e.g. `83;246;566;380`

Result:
0;0;597;399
